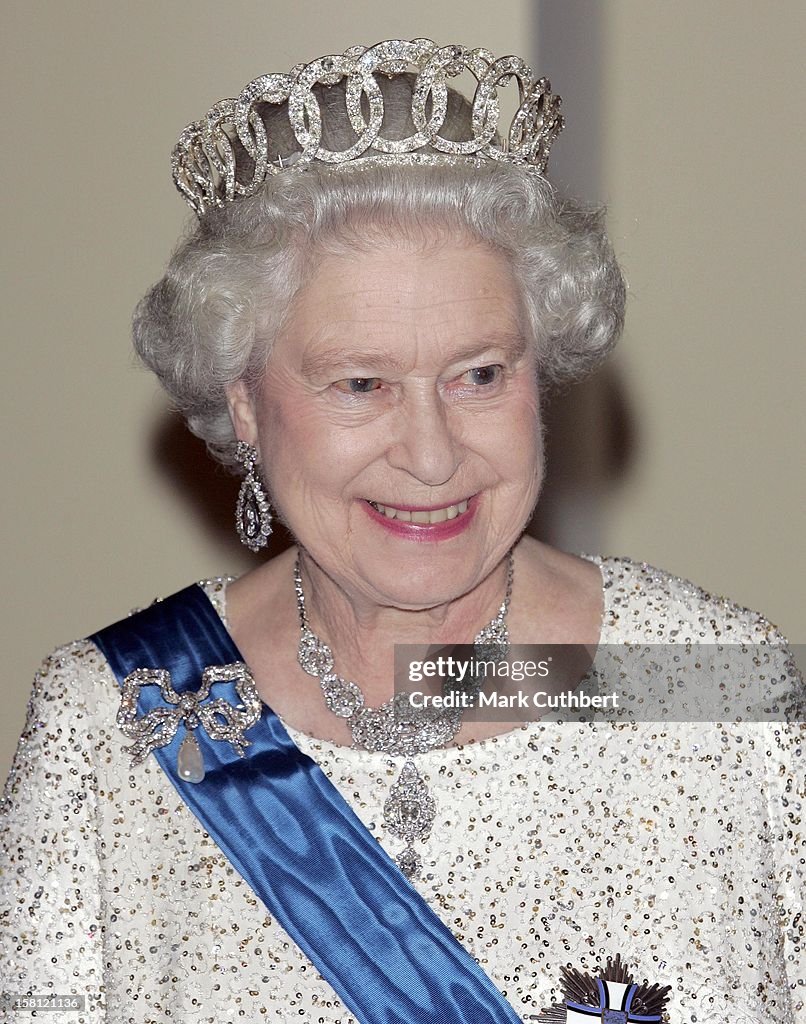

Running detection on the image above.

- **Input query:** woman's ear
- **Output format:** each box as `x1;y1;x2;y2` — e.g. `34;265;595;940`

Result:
225;381;259;449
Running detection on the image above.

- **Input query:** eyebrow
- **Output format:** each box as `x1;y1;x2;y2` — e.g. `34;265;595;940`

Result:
300;330;528;378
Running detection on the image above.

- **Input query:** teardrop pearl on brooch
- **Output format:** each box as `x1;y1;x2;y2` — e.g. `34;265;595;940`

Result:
177;731;205;783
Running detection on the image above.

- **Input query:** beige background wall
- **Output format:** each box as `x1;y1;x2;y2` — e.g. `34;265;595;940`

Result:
2;1;803;781
600;2;805;635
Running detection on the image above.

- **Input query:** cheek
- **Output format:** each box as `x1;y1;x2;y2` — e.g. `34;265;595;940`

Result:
257;386;379;507
474;379;543;469
523;390;544;463
500;390;544;500
257;367;323;462
514;372;543;441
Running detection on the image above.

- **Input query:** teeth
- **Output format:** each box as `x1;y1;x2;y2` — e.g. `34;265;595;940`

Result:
369;499;469;524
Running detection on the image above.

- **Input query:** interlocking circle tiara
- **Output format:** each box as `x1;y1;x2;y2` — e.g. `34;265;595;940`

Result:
171;37;564;216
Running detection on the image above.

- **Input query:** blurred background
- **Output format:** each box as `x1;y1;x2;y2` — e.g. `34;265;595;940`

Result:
2;0;804;779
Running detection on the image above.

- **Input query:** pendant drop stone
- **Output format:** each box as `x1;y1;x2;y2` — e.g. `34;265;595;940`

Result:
397;845;422;879
177;731;205;783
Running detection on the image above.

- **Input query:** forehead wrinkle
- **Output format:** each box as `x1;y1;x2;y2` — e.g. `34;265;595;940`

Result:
307;287;509;314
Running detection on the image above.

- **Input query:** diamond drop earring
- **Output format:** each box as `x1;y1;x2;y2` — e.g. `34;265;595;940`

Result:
235;441;273;551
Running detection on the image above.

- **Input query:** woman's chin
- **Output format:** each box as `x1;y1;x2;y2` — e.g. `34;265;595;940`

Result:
351;554;488;612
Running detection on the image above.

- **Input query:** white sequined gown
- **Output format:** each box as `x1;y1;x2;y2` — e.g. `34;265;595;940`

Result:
1;556;803;1023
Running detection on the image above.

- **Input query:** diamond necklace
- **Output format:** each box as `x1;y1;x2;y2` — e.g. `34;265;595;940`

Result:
294;552;514;878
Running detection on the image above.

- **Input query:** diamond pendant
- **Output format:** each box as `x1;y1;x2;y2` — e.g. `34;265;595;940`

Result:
177;731;205;783
383;761;436;879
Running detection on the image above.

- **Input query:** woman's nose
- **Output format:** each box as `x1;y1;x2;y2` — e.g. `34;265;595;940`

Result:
385;388;462;487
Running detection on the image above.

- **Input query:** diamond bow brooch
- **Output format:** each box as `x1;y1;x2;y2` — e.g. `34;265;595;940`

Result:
117;663;262;783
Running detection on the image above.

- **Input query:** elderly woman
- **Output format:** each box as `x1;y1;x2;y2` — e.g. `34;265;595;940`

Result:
1;39;803;1024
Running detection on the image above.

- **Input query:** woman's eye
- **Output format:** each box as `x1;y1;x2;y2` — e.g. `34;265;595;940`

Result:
463;365;502;386
334;377;382;394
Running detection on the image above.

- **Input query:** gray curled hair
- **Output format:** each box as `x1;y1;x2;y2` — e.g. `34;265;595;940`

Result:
133;75;626;469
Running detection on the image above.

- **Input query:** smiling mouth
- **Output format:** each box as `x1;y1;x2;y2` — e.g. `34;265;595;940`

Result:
365;498;471;524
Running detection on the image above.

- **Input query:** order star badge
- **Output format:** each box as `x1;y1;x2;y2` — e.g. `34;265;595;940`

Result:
534;953;671;1022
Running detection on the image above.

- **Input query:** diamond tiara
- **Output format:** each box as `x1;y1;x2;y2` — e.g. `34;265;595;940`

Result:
172;37;564;216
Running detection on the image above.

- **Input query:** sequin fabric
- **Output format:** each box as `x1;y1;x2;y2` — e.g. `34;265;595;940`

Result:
1;555;803;1023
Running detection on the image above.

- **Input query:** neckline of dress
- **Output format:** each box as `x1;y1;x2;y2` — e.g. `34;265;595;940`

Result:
206;553;616;759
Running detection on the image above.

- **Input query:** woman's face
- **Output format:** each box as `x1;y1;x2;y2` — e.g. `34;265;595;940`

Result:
228;232;543;610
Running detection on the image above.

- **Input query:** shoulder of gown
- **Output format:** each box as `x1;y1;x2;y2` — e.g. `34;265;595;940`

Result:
594;553;793;645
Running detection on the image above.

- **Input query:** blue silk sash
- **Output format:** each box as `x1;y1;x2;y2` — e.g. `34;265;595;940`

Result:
90;584;524;1024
